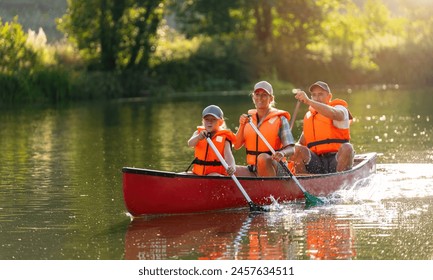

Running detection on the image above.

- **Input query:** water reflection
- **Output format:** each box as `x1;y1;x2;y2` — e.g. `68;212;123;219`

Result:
124;212;251;260
124;209;359;260
348;89;433;163
305;216;356;260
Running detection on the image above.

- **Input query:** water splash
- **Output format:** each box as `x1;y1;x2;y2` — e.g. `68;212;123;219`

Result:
330;164;433;203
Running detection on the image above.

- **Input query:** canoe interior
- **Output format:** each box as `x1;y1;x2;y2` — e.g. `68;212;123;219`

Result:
123;153;375;180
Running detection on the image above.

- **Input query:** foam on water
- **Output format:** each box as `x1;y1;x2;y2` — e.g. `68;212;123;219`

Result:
330;164;433;203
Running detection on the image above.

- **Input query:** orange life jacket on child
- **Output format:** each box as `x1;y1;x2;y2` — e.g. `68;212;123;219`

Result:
192;127;236;175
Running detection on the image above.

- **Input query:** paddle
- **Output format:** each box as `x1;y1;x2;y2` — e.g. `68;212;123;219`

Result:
246;118;325;207
205;133;268;212
290;89;302;130
290;100;301;130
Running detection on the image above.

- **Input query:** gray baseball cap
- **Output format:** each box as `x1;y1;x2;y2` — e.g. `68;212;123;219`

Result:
309;81;331;93
254;81;273;95
202;105;223;119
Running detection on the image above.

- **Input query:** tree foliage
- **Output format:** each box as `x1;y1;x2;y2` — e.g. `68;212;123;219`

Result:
0;17;72;103
58;0;164;72
0;16;39;75
3;0;433;104
53;0;430;88
169;0;246;38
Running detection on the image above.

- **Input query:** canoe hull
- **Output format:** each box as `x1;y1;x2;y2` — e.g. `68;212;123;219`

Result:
123;153;377;216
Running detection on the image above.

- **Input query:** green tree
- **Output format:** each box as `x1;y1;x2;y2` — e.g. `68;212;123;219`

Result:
395;0;433;85
0;16;38;75
58;0;164;72
168;0;409;85
267;0;323;82
169;0;245;38
169;0;328;82
306;0;405;83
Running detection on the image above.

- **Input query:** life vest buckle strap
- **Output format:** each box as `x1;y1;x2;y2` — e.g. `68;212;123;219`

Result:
307;138;349;149
247;165;257;173
192;158;223;166
246;150;273;156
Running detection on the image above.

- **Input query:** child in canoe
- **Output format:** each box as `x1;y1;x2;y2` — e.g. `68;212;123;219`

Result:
187;105;237;176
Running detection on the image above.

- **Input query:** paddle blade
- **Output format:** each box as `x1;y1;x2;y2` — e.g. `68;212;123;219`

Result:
304;191;325;208
248;201;269;212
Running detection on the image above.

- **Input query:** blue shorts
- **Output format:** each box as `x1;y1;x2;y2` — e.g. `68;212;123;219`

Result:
306;152;338;174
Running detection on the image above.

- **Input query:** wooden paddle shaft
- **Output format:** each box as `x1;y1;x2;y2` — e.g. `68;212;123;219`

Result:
290;101;301;130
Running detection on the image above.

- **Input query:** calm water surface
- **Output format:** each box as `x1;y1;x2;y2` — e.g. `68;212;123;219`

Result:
1;87;432;260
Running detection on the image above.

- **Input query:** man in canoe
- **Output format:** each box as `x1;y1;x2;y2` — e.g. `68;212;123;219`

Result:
234;81;296;177
187;105;237;176
292;81;354;174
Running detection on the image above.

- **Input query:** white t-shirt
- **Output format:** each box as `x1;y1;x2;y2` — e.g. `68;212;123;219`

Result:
333;105;350;129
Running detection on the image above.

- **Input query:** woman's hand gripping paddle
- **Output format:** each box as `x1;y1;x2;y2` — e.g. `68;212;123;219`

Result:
246;118;325;207
205;133;268;212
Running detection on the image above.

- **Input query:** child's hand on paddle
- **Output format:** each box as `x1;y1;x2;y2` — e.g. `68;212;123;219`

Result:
226;165;236;176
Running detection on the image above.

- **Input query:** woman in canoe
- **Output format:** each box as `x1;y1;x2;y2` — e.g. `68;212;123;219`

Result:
234;81;296;177
187;105;237;176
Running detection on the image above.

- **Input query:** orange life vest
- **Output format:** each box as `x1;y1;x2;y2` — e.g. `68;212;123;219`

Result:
243;109;295;174
192;127;236;175
303;99;351;155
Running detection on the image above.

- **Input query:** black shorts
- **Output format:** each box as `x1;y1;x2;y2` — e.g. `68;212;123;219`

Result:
247;163;290;176
306;152;337;174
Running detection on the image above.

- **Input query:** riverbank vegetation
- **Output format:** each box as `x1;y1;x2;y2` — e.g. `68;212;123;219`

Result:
1;0;433;104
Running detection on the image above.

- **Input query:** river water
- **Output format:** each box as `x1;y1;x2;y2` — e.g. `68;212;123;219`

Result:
1;87;433;260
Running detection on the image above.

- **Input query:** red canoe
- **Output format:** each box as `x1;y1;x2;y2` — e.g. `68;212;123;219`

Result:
122;152;377;216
